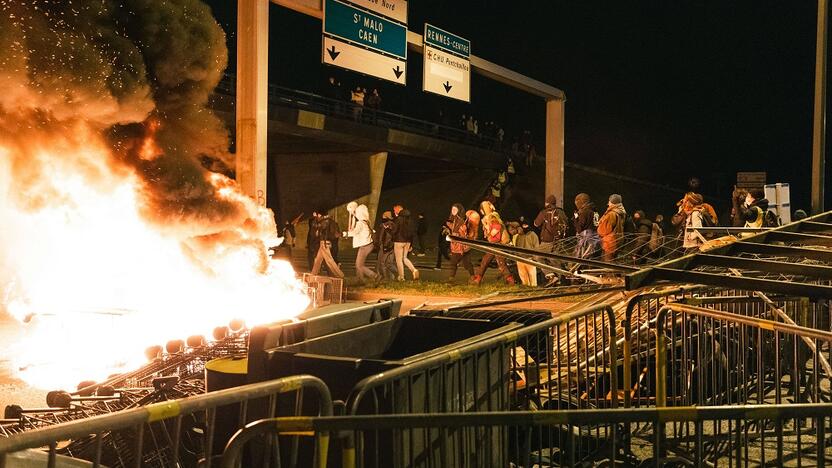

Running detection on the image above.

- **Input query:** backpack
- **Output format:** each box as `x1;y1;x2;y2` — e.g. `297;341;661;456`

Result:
763;209;781;228
701;203;719;226
372;222;394;253
544;208;569;240
698;208;716;228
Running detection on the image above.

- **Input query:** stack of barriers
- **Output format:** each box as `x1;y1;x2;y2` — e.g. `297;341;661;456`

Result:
6;288;832;466
220;288;832;467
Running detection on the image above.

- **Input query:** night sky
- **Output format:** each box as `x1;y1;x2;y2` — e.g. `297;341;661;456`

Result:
204;1;829;212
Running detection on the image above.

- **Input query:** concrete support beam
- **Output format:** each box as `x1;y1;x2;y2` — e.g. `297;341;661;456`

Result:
236;0;270;206
812;0;828;214
331;152;387;241
365;152;388;226
545;98;565;205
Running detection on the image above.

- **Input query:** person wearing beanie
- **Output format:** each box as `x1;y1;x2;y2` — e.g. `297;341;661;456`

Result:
574;193;600;259
534;194;569;285
597;194;626;262
311;211;344;278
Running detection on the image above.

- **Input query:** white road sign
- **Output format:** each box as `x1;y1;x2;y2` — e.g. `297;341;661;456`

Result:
423;24;470;102
323;36;407;85
345;0;407;24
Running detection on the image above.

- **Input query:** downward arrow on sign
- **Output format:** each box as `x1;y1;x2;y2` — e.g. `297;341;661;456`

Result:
443;81;453;93
327;45;340;60
393;65;404;79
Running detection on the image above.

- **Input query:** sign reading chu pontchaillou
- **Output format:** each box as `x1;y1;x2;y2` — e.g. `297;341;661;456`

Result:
423;23;471;102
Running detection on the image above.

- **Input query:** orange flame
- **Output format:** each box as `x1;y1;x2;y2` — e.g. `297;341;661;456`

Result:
138;119;162;161
0;125;309;391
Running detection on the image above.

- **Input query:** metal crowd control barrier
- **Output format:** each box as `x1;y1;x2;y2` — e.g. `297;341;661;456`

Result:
0;375;332;468
222;404;832;467
653;303;832;465
335;304;618;467
655;302;832;408
621;286;823;408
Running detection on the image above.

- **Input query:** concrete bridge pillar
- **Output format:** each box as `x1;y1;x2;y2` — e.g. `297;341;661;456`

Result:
235;0;270;206
545;98;565;206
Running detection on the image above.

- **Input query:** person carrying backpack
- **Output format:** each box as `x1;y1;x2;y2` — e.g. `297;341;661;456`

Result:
534;195;569;284
374;211;397;280
574;193;600;259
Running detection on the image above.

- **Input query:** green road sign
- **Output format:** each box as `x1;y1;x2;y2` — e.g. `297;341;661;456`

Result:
424;23;470;59
324;0;407;60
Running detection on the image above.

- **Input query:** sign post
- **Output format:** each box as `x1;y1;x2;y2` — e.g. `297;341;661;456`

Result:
322;0;408;85
422;23;471;102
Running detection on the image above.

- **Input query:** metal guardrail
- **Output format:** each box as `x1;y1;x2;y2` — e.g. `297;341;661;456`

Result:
347;303;619;415
655;302;832;409
336;303;618;468
0;375;332;468
216;74;503;152
222;403;832;467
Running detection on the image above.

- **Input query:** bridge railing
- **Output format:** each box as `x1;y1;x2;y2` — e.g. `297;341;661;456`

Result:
216;73;503;151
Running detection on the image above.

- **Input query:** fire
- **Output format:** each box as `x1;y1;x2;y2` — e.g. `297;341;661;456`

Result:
0;124;310;391
139;119;162;161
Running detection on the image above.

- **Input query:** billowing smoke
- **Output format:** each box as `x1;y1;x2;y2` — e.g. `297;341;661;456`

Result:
0;0;275;264
0;1;307;389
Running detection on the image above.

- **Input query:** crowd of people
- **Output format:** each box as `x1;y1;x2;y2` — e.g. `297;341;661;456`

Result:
277;177;800;287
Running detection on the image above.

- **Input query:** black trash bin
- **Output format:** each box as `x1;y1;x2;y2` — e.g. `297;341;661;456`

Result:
261;315;522;468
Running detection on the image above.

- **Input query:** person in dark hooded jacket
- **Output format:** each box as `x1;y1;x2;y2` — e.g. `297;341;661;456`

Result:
392;204;419;281
533;194;569;284
629;210;653;263
574;193;599;259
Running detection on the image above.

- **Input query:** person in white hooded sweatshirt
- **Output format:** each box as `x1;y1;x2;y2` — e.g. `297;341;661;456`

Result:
344;202;378;282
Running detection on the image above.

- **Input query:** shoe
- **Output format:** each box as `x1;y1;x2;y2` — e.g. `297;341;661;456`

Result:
433;267;442;271
416;253;426;257
505;276;516;286
413;270;420;280
397;277;405;282
470;274;482;286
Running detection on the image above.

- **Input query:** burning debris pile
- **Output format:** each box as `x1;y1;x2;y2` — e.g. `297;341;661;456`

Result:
0;0;309;390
